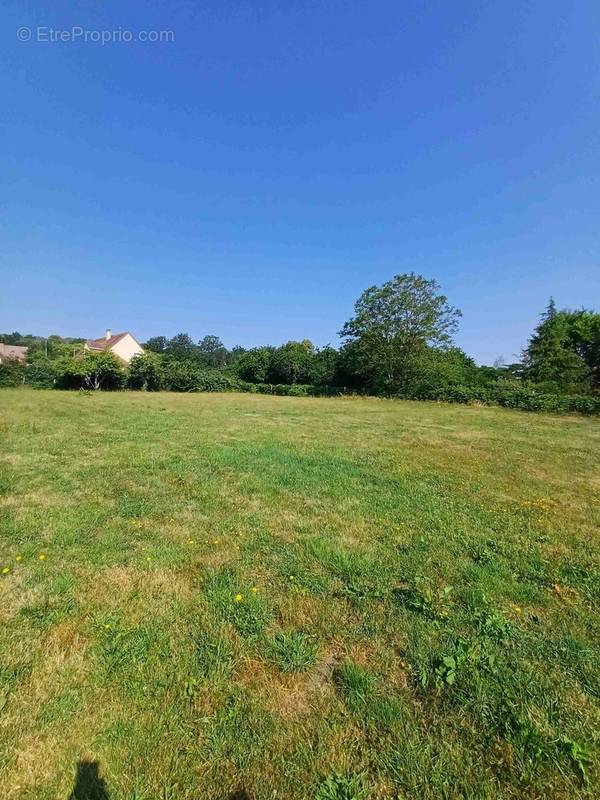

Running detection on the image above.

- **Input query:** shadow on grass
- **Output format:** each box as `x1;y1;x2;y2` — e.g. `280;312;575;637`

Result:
68;760;109;800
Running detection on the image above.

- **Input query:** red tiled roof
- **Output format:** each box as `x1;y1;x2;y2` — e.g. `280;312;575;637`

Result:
85;332;130;351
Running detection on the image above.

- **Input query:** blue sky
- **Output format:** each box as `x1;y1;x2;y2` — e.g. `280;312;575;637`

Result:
2;1;599;364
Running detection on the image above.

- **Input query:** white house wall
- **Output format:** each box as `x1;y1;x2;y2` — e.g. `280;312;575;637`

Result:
112;334;144;364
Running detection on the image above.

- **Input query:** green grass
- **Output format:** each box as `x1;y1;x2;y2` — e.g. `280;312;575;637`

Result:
0;388;599;799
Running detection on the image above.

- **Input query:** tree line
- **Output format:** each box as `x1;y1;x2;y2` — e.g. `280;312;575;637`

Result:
2;274;599;413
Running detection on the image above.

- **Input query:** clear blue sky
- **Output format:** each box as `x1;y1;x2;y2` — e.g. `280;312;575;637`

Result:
2;1;599;364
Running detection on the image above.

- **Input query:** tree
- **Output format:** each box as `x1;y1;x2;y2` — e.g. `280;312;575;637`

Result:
144;335;168;353
334;341;367;390
412;347;480;393
523;300;592;393
312;346;340;386
340;273;462;392
197;335;228;368
55;352;125;390
0;332;83;360
128;352;164;391
235;347;274;383
229;345;247;365
269;340;316;384
166;333;197;360
161;358;202;392
564;309;600;389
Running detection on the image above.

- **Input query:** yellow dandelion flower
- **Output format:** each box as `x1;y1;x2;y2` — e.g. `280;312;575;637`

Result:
234;593;243;603
187;539;195;544
514;606;522;614
103;624;111;630
251;586;258;594
15;555;22;562
2;567;10;574
289;575;296;581
39;553;46;561
212;538;220;545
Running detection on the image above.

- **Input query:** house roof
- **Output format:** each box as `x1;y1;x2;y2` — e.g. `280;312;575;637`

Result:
85;332;131;351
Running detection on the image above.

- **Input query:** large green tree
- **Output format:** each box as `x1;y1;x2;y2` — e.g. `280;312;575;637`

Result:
340;273;462;392
167;333;197;360
197;335;228;368
235;347;274;383
144;335;168;353
564;309;600;389
523;300;592;393
269;340;316;384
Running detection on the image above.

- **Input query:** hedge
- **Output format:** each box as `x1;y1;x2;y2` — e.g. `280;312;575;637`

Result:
3;363;598;415
251;383;345;397
194;370;243;393
398;384;600;415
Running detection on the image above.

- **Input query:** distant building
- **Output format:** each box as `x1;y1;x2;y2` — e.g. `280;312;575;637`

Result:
0;342;28;364
84;330;144;364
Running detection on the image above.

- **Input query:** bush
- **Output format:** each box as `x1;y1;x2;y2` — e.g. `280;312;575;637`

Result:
397;384;600;415
495;390;600;415
160;359;201;392
437;385;490;404
235;348;274;383
408;384;491;404
128;352;164;391
273;384;311;397
252;383;346;397
195;370;242;392
0;359;26;387
26;360;57;389
567;395;600;414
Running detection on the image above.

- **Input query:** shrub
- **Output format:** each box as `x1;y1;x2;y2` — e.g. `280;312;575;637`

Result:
397;384;600;415
433;385;491;404
567;395;600;414
195;370;241;392
26;360;57;388
0;359;26;387
252;383;346;397
493;389;600;414
160;359;201;392
235;347;274;383
128;352;164;391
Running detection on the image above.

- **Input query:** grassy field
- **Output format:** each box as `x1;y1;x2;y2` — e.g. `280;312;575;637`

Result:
0;389;599;800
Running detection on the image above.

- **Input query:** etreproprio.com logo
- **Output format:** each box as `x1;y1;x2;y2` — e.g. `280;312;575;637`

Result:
17;26;175;44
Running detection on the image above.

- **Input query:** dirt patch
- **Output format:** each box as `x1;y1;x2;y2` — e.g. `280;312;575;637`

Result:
306;650;341;691
240;650;341;720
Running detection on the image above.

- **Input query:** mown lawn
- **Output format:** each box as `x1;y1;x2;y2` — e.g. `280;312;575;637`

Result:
0;389;599;800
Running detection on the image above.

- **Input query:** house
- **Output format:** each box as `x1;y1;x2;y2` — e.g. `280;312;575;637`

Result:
0;342;28;364
84;330;144;365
